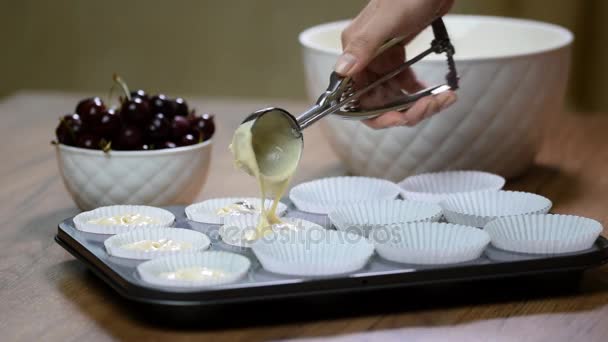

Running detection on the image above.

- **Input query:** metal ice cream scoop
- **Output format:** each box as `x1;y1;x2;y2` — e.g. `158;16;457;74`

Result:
242;17;459;139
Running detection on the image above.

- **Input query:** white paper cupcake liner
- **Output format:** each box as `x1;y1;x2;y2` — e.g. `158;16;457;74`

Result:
104;227;211;260
398;170;505;203
289;176;402;214
185;197;288;224
251;228;375;276
219;215;322;248
484;214;603;254
73;205;175;234
370;222;490;265
441;190;552;227
328;200;442;237
137;251;251;288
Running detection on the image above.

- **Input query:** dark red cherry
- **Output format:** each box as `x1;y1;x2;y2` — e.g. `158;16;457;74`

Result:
191;113;215;140
161;141;177;149
179;133;198;146
144;113;170;141
114;126;143;150
149;94;176;117
174;98;189;116
170;116;190;139
55;113;84;145
130;89;148;101
98;108;121;138
121;97;151;124
76;133;102;150
55;122;73;145
75;97;106;124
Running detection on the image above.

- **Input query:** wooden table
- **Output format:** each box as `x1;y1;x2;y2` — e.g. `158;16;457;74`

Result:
2;92;608;341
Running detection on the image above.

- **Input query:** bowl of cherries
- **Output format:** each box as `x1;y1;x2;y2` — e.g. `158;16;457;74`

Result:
54;76;215;210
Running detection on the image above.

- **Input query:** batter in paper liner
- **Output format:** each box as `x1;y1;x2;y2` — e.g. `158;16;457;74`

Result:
229;111;302;239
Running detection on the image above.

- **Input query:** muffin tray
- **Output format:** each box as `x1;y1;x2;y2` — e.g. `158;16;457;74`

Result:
55;204;608;308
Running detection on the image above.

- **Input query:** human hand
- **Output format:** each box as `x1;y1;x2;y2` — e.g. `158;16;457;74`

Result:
335;0;456;129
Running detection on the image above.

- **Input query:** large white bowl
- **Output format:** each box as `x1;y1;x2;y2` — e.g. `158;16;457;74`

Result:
56;141;212;210
299;15;573;181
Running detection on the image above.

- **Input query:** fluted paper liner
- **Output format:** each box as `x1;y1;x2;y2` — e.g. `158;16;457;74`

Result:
370;222;490;265
251;228;375;276
328;200;442;237
137;251;251;288
289;176;402;214
185;197;288;224
441;190;552;227
104;227;211;260
484;214;603;254
398;170;505;203
73;205;175;234
219;215;322;248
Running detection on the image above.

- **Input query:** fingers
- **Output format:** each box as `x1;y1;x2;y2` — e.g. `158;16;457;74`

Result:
336;0;452;76
397;67;426;93
363;111;409;129
362;91;457;129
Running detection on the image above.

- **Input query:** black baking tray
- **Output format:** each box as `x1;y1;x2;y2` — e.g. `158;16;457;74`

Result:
55;205;608;312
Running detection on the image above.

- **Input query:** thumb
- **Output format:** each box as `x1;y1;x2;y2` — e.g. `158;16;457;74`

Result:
335;24;391;77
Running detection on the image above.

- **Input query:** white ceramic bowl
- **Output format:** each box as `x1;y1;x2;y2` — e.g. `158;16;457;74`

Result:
56;141;212;211
299;15;573;181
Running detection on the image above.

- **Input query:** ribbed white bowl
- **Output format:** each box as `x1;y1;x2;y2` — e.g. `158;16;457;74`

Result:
104;227;211;260
300;15;572;181
73;205;175;234
398;170;505;203
219;215;322;248
484;214;603;254
185;197;288;224
289;176;401;214
441;191;552;227
370;222;490;265
137;251;251;288
56;141;212;211
328;200;442;237
252;228;375;276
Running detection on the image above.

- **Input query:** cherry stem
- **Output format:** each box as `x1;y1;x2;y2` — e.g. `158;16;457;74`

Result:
107;83;116;108
101;140;112;153
112;73;131;102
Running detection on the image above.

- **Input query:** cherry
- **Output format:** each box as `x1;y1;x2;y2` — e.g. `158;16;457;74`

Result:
179;133;198;146
130;89;148;101
170;116;190;140
55;113;85;145
144;113;170;141
55;123;73;145
174;98;189;116
76;97;106;124
76;133;102;150
162;141;177;149
190;113;215;140
121;97;151;124
114;126;143;150
98;108;121;138
149;94;176;117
